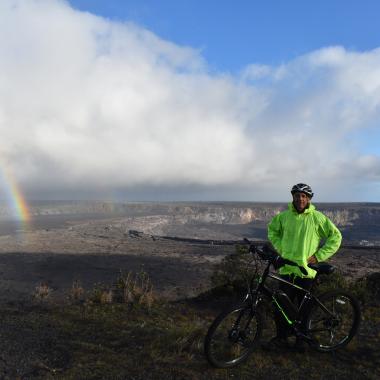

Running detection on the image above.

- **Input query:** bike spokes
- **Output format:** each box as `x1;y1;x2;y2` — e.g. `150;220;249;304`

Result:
307;291;360;352
205;306;261;368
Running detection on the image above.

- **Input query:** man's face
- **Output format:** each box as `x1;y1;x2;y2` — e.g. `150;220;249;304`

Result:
292;192;310;212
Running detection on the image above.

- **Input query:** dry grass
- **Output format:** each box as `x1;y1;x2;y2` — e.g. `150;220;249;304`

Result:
33;282;53;301
69;280;85;302
5;296;378;380
99;289;114;304
85;270;156;309
8;272;380;379
116;270;155;309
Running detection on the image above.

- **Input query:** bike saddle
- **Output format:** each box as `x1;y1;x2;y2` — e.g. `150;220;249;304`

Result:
308;263;335;275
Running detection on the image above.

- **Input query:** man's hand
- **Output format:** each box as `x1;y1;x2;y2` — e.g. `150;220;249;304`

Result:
308;255;318;264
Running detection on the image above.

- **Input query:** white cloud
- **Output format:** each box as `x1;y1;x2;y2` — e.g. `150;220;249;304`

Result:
0;0;379;201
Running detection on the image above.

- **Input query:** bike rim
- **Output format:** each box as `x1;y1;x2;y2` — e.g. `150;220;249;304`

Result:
308;294;356;349
208;307;259;366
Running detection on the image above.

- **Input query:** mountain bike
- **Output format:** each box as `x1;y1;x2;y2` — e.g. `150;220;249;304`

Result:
204;240;361;368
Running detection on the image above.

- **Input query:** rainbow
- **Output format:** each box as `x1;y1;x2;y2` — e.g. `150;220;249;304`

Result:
0;166;31;222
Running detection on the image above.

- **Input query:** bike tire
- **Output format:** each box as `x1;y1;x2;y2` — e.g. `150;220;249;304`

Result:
306;289;360;352
204;303;262;368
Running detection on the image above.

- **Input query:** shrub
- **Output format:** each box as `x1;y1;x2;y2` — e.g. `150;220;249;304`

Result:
307;270;380;306
313;271;350;294
352;272;380;306
210;245;257;293
365;272;380;299
210;246;379;307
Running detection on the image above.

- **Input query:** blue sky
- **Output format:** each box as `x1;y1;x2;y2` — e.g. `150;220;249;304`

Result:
69;0;380;72
1;0;380;202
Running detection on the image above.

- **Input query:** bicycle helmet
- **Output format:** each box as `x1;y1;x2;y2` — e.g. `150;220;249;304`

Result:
291;183;314;198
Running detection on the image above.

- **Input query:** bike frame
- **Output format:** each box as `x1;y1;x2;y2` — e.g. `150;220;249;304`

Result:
204;245;360;369
243;258;334;339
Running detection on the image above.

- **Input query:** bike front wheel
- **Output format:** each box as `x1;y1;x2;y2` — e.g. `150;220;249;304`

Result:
204;303;262;368
306;290;360;352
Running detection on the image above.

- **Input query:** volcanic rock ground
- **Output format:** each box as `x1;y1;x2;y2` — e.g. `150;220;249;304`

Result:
0;216;379;303
0;217;234;302
0;212;379;379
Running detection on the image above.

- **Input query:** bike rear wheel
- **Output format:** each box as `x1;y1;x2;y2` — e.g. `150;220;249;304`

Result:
204;303;262;368
306;290;360;352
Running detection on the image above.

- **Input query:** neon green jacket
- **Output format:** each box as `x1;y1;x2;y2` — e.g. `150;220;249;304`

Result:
268;203;342;278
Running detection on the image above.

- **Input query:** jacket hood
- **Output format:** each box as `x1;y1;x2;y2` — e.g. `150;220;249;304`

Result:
288;202;315;214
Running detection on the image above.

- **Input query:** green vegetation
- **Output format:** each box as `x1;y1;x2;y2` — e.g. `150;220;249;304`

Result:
0;262;379;379
211;246;380;307
210;245;256;293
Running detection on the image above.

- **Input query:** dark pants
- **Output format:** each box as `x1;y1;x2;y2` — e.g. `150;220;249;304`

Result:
274;275;314;338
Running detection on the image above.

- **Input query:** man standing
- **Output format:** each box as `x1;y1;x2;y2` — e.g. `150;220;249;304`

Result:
264;183;342;350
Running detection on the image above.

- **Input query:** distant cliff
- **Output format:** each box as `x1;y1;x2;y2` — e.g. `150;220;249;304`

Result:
0;200;377;225
1;201;379;244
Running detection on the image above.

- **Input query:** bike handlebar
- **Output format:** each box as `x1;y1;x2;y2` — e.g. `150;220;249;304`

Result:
243;238;308;276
